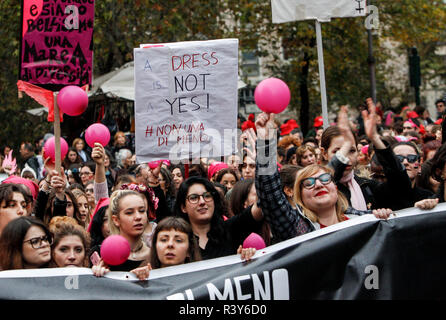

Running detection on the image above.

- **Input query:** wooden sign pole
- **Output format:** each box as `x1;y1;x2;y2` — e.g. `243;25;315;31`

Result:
53;92;62;173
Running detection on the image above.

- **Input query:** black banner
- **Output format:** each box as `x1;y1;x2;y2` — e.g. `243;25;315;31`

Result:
1;205;446;300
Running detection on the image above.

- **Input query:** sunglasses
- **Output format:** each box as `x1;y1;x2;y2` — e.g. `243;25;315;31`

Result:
395;154;419;163
23;235;52;249
301;173;332;189
186;192;214;204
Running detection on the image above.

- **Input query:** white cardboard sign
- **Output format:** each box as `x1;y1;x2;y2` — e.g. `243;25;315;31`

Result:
271;0;367;23
134;39;239;163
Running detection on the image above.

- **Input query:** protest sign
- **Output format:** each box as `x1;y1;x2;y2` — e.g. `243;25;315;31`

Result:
271;0;367;23
1;205;446;300
19;0;95;87
134;39;239;163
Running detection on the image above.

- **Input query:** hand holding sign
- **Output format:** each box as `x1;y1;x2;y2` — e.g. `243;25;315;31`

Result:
254;78;290;114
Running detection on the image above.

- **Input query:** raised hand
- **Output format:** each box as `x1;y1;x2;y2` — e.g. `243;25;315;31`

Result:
255;112;276;140
363;98;385;149
50;167;67;198
147;161;163;186
91;143;105;165
337;106;355;145
243;128;257;161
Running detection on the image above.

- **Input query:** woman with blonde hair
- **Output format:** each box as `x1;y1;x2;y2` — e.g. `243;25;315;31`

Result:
72;138;91;163
294;164;351;228
91;189;151;280
254;111;393;242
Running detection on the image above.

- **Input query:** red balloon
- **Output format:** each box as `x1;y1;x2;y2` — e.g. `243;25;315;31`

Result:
57;86;88;116
85;123;111;148
43;137;68;163
254;78;291;114
100;235;130;266
242;232;266;250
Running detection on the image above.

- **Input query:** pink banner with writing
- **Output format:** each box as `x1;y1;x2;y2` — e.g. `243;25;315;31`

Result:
20;0;95;86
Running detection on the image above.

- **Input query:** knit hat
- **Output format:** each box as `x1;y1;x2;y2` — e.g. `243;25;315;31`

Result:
280;119;299;136
207;162;228;180
2;175;39;200
314;116;323;128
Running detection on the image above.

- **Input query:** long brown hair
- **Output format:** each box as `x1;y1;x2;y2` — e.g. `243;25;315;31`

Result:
49;218;90;268
0;217;52;270
294;164;349;223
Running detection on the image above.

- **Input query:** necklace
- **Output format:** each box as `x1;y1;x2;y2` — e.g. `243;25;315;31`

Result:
131;242;143;259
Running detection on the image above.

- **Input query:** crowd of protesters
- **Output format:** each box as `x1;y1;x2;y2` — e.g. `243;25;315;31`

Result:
0;96;444;280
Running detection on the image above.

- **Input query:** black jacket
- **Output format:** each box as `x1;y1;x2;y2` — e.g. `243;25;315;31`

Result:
330;147;434;211
199;205;263;260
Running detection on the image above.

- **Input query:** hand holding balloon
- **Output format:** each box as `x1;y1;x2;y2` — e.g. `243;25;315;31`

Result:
243;232;266;250
85;123;111;148
100;235;130;266
254;78;290;114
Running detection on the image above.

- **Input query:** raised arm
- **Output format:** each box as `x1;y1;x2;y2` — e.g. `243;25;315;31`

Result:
91;143;109;201
255;112;314;241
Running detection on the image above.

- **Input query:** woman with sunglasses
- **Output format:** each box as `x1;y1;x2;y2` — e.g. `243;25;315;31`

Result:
0;216;52;270
254;112;393;242
174;176;263;260
362;98;436;211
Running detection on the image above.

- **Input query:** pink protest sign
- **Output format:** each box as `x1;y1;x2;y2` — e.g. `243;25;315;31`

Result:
19;0;95;87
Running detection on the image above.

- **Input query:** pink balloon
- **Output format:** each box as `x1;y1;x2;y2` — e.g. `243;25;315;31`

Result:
85;123;111;148
43;137;68;163
254;78;291;114
57;86;88;116
100;235;130;266
242;232;266;250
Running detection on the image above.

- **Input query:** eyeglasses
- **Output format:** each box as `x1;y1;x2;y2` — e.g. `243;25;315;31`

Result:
23;235;52;249
79;172;93;177
186;192;214;204
395;154;419;163
301;173;332;189
85;188;94;193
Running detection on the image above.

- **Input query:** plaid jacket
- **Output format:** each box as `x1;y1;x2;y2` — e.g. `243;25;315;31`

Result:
255;139;372;242
255;139;315;242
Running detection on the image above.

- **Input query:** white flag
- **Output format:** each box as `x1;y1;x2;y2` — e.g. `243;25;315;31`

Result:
271;0;367;23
